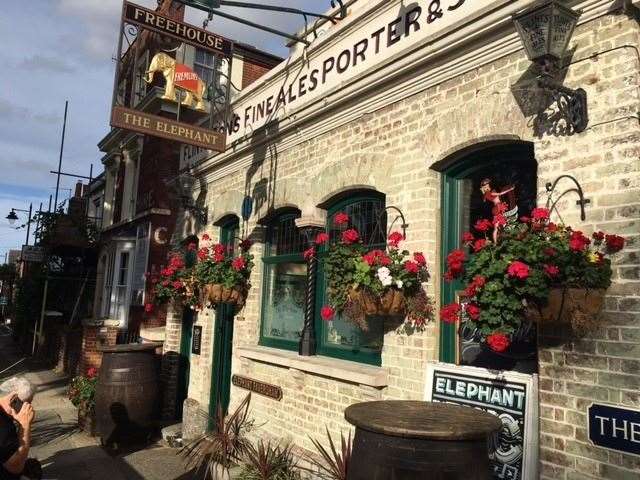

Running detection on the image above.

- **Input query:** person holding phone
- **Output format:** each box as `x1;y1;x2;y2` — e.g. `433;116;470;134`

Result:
0;377;40;480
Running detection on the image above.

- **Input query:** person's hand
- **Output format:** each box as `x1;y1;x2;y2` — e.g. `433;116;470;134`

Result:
0;392;18;416
14;402;34;431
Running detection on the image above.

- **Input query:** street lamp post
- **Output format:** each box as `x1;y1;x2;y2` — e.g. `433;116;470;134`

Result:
6;204;34;245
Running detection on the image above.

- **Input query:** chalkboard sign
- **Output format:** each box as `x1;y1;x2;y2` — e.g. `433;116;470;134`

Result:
589;403;640;455
425;363;539;480
192;325;202;355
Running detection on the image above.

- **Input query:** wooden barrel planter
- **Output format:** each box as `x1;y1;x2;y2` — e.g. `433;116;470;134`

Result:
95;343;162;448
526;288;605;334
345;401;501;480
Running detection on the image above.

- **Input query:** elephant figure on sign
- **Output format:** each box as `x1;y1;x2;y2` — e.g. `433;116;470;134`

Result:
145;52;207;111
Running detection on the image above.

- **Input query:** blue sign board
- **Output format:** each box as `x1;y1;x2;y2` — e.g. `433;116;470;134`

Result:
588;404;640;455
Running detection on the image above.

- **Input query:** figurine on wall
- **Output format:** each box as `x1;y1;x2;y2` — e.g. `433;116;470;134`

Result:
480;178;517;242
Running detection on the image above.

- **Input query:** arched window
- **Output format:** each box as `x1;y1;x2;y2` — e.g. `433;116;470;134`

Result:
316;192;386;366
259;210;308;351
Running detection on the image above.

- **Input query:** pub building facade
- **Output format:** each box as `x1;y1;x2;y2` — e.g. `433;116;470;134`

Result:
162;0;640;478
89;1;280;371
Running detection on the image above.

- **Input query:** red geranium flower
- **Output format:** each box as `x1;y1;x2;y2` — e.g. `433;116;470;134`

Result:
444;270;456;282
213;253;225;263
605;234;625;253
465;303;481;320
447;249;466;266
197;247;209;260
320;306;335;321
201;233;210;241
315;232;329;245
187;242;197;251
473;238;487;252
592;231;605;242
462;232;475;243
531;207;550;221
213;244;226;255
162;280;170;287
544;264;560;277
404;261;419;273
487;333;510;353
342;229;359;244
169;255;185;269
507;261;530;279
440;303;461;324
303;247;315;260
472;275;486;288
232;257;246;271
413;252;426;266
334;212;349;225
493;214;506;228
172;280;184;290
463;283;477;298
363;250;390;266
545;222;558;233
520;216;530;223
388;231;404;248
144;303;154;313
569;231;591;252
87;367;98;379
544;247;557;257
474;219;493;232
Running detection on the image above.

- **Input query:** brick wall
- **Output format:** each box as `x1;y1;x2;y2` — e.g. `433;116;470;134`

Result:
179;10;639;477
161;299;183;419
80;325;118;375
242;61;275;89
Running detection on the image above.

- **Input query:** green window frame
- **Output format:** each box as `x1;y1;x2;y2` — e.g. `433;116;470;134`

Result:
259;210;307;351
314;192;386;366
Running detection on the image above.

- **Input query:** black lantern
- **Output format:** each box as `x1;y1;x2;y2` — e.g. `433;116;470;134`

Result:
6;209;18;225
513;1;588;133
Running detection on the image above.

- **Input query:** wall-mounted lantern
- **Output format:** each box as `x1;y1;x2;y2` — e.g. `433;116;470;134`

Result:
513;1;588;133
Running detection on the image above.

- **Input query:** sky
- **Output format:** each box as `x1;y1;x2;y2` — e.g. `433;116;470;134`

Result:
0;0;323;261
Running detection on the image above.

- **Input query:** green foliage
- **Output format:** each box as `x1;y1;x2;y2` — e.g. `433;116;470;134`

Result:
67;373;97;410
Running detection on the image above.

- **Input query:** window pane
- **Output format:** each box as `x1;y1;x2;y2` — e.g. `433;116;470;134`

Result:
322;311;384;354
327;198;385;247
261;262;306;342
269;215;306;255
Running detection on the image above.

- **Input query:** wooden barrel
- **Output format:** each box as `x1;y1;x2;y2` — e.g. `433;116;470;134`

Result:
345;401;502;480
95;343;162;447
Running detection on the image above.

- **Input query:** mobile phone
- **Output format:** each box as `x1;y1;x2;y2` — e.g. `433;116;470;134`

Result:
10;397;23;414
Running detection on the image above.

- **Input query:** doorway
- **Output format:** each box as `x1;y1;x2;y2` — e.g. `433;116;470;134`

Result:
438;142;538;372
176;307;194;419
208;217;239;425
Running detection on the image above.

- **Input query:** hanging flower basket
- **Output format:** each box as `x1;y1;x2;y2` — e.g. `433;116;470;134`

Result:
202;283;247;308
526;288;605;334
348;287;406;317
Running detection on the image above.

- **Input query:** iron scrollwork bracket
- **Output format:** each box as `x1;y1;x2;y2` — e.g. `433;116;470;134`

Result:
538;76;589;134
545;174;591;221
369;206;409;249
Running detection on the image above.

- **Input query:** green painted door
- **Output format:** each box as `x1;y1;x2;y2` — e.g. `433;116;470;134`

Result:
209;218;239;425
177;308;194;418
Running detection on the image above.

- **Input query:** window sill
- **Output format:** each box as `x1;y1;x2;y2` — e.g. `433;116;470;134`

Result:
236;346;388;388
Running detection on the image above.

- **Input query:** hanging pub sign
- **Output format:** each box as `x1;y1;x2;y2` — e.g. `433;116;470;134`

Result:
425;363;539;480
588;404;640;455
110;1;233;152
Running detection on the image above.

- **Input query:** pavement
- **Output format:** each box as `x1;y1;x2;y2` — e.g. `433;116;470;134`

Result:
0;325;196;480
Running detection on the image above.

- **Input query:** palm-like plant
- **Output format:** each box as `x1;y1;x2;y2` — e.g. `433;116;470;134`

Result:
181;394;254;479
238;440;300;480
305;428;352;480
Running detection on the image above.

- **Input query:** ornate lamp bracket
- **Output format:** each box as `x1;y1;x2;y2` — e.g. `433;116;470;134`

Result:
538;76;589;133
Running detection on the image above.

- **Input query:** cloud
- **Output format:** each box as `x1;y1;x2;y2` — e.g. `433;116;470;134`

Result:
19;55;76;74
0;99;60;125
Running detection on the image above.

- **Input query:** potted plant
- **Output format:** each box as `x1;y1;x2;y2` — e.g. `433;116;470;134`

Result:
68;367;98;436
441;206;625;353
319;212;433;331
193;234;254;310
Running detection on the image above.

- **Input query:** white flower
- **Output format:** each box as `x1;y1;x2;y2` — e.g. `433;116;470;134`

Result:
380;276;393;287
396;280;403;289
377;267;391;280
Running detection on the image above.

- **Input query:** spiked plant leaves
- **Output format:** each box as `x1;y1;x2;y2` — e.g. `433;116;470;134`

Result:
304;428;352;480
180;393;254;479
238;440;300;480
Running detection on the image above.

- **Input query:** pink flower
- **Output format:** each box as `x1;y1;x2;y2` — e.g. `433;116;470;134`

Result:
440;303;460;324
413;252;426;266
315;232;329;245
404;261;419;273
487;333;510;353
334;212;349;225
320;306;335;321
232;257;246;271
544;264;559;277
341;229;359;244
531;208;550;221
507;261;530;280
387;232;404;248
